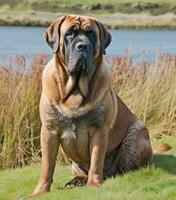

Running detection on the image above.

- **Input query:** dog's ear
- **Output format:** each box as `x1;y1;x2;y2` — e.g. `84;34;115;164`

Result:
96;21;111;55
44;16;66;53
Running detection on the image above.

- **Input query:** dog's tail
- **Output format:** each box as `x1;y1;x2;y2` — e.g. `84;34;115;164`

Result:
153;143;172;153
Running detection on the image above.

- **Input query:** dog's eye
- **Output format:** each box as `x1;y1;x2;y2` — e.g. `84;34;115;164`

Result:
65;30;73;36
65;29;79;37
84;28;94;37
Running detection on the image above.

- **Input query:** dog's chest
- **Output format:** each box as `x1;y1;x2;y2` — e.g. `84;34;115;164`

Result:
60;123;89;162
45;104;105;162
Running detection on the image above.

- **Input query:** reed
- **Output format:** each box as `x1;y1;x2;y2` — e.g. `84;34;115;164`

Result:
112;53;176;138
0;54;46;169
0;52;175;169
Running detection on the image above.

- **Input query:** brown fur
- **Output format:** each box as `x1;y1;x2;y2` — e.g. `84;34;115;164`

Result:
30;15;153;197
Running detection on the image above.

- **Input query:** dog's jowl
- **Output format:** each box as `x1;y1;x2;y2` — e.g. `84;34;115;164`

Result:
31;15;153;197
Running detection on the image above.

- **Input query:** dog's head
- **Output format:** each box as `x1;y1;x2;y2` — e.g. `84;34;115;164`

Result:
45;15;111;76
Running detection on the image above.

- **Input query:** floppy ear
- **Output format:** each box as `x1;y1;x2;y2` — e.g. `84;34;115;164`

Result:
96;21;111;55
44;16;66;53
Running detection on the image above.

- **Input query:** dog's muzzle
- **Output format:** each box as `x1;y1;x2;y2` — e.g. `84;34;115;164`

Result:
68;39;93;75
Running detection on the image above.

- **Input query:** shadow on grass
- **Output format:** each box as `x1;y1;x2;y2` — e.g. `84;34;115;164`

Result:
153;154;176;174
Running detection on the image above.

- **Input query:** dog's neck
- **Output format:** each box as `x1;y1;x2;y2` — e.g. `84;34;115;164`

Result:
48;55;111;117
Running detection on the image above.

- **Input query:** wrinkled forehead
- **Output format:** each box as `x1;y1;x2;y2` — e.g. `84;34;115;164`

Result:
60;15;99;33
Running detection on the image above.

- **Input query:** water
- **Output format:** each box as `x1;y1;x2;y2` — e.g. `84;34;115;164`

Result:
110;29;176;60
0;26;176;65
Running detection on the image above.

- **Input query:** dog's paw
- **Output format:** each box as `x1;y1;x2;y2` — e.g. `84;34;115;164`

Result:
29;184;49;198
87;174;102;187
64;176;87;188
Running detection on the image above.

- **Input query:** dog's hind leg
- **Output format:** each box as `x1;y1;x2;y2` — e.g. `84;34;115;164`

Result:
114;120;153;174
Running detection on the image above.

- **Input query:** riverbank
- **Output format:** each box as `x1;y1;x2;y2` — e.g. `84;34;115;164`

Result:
0;0;176;28
1;11;176;29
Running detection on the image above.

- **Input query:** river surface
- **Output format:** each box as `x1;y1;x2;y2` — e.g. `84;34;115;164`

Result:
0;26;176;64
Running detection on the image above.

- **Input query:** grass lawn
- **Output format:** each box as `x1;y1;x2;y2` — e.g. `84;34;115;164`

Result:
0;134;176;200
1;0;176;6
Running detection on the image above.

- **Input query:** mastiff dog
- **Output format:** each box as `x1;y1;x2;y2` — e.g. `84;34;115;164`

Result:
31;15;153;196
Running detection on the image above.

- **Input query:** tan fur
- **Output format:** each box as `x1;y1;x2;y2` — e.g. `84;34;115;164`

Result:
153;143;172;153
31;15;153;197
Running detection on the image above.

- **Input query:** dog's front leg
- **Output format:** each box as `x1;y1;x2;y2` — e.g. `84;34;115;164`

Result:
87;128;108;186
30;126;60;197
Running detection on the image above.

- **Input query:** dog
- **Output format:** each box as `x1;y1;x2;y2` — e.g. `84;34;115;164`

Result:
31;15;153;196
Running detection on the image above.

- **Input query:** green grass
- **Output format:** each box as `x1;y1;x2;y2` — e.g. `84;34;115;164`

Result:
10;0;176;5
0;134;176;200
1;0;176;6
0;0;176;13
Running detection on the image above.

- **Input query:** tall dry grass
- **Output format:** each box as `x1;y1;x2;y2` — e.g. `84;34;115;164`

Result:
0;54;47;169
0;53;175;169
112;53;176;138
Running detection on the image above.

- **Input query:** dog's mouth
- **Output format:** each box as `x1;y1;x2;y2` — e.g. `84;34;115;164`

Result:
63;54;91;101
64;43;93;100
68;54;89;76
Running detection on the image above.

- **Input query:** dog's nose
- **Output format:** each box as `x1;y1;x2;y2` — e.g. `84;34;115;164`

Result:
76;42;88;52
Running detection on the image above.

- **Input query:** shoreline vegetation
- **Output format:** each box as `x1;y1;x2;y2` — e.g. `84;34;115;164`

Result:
0;53;176;169
0;1;176;28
